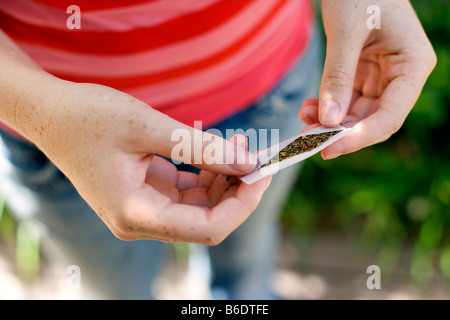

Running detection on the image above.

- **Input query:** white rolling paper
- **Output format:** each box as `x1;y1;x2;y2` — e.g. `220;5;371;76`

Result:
239;125;356;185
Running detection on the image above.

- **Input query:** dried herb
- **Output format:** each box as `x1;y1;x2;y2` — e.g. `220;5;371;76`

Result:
260;130;342;168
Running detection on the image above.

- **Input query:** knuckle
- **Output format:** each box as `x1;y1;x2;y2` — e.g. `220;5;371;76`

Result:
206;238;222;246
110;227;135;241
205;232;226;246
374;111;404;144
422;40;437;63
325;67;353;90
428;48;438;70
94;206;139;241
111;209;141;240
379;116;404;143
118;211;136;230
390;116;404;134
415;44;437;74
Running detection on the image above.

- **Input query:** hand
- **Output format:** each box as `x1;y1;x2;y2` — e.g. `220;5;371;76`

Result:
298;0;436;159
17;80;271;245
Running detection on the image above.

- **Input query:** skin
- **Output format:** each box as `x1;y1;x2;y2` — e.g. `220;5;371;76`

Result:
0;0;436;244
0;32;271;245
299;0;436;160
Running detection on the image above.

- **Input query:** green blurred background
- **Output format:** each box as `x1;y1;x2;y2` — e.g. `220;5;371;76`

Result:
0;0;449;298
281;0;450;294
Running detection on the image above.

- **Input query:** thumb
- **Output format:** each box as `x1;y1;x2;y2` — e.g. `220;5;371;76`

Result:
319;37;362;127
144;112;256;175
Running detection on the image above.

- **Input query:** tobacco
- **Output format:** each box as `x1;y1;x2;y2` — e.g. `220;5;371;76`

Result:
260;130;342;168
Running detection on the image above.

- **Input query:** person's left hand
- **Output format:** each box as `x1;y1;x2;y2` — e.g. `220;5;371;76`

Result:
298;0;436;159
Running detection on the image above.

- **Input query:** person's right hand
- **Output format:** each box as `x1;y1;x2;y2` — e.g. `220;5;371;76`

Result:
15;77;271;245
298;0;436;159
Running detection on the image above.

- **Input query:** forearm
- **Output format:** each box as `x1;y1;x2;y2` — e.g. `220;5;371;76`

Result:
0;29;65;146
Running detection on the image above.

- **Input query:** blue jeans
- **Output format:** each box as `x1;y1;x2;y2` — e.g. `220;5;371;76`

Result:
0;29;323;299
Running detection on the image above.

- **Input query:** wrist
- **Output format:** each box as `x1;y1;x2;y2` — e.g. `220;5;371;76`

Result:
0;66;69;148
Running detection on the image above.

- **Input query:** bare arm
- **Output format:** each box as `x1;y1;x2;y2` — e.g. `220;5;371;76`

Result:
0;30;271;244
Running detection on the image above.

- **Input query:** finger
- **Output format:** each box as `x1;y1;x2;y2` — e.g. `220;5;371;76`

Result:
146;174;271;244
198;170;216;189
350;89;362;108
145;155;178;184
205;175;272;244
145;156;179;202
300;123;322;134
207;173;233;205
340;113;361;128
298;100;319;125
142;110;257;175
127;166;271;244
217;177;240;204
179;187;210;207
230;133;248;151
303;97;319;106
321;74;421;159
320;108;396;160
319;34;364;127
228;133;250;165
299;90;363;127
176;171;199;191
178;152;244;207
360;59;385;98
348;95;378;121
206;133;246;204
195;134;247;205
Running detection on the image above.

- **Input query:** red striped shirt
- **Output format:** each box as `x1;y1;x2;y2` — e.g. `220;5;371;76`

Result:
1;0;314;131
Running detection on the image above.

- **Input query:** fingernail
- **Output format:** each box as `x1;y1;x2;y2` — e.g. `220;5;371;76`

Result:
324;153;342;160
320;99;340;125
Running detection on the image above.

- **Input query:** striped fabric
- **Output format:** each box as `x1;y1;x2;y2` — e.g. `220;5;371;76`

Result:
0;0;314;129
